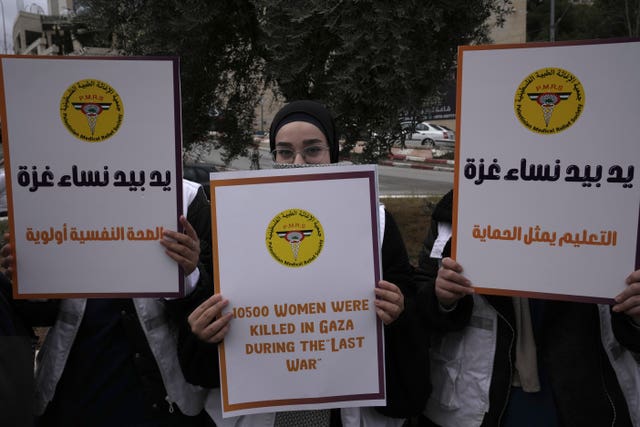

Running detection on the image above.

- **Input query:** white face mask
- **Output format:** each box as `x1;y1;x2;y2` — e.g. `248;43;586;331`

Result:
272;162;336;169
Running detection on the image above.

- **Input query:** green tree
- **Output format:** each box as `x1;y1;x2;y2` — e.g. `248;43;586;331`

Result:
73;0;516;163
528;0;587;41
527;0;640;42
594;0;640;37
256;0;514;162
73;0;264;161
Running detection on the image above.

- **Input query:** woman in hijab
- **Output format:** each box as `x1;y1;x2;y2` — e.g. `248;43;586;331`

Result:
180;100;429;426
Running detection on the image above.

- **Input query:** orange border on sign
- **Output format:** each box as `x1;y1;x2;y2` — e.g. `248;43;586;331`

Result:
451;38;638;303
0;54;184;299
209;169;385;412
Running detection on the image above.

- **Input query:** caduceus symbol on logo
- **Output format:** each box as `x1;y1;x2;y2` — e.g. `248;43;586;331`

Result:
72;103;112;136
276;230;313;260
527;92;571;127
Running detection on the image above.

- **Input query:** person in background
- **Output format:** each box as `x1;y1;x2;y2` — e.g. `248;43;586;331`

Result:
416;189;640;427
179;100;431;427
1;179;214;427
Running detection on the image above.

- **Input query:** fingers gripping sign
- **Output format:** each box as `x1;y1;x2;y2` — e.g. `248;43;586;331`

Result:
160;215;200;275
613;269;640;324
374;280;405;325
188;294;233;343
435;257;474;309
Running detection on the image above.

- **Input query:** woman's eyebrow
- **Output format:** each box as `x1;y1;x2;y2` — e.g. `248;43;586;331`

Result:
276;138;324;146
302;138;325;145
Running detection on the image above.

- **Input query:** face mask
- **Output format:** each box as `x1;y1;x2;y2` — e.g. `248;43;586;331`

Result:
272;162;336;169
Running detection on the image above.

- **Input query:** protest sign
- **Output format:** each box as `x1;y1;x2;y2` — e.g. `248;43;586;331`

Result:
210;164;385;416
453;40;640;303
0;56;183;297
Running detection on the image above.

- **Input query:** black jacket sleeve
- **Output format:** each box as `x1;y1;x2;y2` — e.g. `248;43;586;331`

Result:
165;185;214;317
414;212;472;333
187;185;213;280
168;184;221;387
0;272;59;328
178;325;221;388
375;210;431;418
611;310;640;354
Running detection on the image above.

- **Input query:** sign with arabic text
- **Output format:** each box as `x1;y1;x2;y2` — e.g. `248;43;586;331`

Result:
453;40;640;303
210;165;385;417
0;56;183;298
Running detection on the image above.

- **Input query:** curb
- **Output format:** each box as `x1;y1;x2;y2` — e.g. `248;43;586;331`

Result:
384;154;454;172
379;160;454;172
388;153;454;165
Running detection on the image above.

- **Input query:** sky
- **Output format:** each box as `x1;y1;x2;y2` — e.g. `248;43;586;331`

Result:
1;0;49;53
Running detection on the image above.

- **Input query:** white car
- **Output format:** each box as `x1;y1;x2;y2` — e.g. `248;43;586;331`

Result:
402;121;455;149
435;124;456;140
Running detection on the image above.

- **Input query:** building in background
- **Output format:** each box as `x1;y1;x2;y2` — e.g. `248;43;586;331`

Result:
12;0;114;56
489;0;527;44
48;0;73;15
12;9;71;55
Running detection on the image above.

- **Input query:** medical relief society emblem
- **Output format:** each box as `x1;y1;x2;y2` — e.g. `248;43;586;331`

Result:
514;67;585;134
60;79;124;142
266;209;324;268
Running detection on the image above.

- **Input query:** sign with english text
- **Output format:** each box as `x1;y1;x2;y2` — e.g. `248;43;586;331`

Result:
209;165;385;417
453;40;640;303
0;56;184;298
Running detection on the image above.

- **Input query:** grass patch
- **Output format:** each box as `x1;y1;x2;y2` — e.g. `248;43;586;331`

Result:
381;195;444;266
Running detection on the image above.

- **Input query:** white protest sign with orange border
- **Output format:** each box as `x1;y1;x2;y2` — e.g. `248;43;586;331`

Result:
0;56;184;298
453;40;640;303
209;164;385;417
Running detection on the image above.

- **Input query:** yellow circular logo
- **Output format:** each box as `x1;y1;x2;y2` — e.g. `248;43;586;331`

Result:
60;79;124;142
514;67;584;134
266;208;324;268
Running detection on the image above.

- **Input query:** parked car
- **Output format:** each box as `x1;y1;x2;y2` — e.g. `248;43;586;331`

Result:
183;162;218;199
435;124;456;140
401;121;455;149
